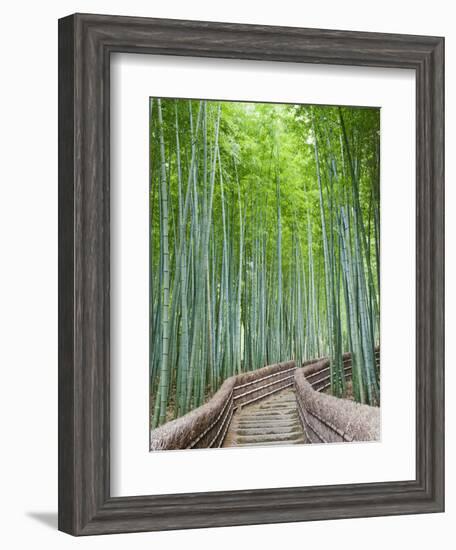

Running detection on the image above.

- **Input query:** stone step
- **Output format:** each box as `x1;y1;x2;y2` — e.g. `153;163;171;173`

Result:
257;403;296;410
240;417;300;423
236;430;304;444
259;397;296;403
222;387;307;448
231;437;306;447
236;426;302;436
240;412;298;418
258;398;295;403
236;420;299;428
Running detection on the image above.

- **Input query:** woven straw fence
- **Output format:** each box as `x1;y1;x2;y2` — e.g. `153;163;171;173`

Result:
294;355;380;443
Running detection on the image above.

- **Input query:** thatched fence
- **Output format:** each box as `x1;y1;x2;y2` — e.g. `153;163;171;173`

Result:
303;349;380;393
295;353;380;443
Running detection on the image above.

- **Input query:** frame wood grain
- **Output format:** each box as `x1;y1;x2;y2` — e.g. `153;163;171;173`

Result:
58;13;444;535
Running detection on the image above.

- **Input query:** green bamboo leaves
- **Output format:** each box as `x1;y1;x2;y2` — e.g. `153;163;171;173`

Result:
150;99;380;427
310;106;380;404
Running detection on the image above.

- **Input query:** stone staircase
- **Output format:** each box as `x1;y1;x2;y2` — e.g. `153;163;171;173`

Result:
222;387;307;447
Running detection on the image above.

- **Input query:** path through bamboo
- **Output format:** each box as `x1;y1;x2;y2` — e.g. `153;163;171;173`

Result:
149;352;380;451
223;387;306;447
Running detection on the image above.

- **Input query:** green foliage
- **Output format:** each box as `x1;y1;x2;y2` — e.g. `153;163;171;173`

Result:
150;98;380;427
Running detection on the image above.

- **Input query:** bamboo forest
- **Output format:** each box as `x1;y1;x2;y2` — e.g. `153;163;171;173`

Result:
149;97;380;446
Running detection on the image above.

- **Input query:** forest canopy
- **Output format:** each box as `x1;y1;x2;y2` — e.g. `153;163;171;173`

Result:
150;98;380;427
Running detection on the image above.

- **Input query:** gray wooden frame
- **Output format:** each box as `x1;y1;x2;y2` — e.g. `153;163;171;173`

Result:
58;13;445;536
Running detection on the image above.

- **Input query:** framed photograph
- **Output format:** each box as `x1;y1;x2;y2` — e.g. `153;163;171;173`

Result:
58;13;444;535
